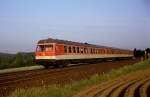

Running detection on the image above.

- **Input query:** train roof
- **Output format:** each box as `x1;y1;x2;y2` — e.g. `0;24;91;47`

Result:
38;38;131;51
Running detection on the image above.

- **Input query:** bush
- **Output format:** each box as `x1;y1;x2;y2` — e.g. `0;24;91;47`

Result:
0;52;36;70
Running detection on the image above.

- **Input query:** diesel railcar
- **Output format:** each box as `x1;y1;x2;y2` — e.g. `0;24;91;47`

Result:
35;38;133;68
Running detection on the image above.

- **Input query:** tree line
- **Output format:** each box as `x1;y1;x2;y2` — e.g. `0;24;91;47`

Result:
133;48;150;58
0;52;36;69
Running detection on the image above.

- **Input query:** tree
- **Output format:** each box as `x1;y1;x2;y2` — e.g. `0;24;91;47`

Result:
0;52;35;69
23;54;34;66
133;48;137;57
145;48;150;59
0;57;1;65
11;53;24;67
133;48;145;58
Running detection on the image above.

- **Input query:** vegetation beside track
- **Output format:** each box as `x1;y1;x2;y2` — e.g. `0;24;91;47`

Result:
0;52;36;70
7;59;150;97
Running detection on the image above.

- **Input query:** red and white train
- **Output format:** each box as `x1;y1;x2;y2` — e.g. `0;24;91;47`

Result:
35;38;133;68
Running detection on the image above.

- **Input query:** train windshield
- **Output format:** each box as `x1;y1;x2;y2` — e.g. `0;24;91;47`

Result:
36;44;53;52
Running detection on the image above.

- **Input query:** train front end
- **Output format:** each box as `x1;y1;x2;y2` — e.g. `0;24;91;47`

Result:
35;42;56;67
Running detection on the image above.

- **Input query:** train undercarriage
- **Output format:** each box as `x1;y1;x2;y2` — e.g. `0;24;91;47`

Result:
35;57;133;68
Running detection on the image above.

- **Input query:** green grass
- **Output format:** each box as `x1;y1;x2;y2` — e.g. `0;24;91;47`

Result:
8;59;150;97
0;65;44;74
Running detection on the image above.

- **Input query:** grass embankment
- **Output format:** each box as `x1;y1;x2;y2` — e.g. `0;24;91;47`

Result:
8;59;150;97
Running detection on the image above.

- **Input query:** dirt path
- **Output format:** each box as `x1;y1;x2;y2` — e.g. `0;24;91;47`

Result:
74;66;150;97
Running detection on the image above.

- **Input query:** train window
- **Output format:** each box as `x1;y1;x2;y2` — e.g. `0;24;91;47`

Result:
97;49;99;54
95;49;97;54
36;45;42;51
99;49;102;54
101;49;105;54
93;49;95;54
45;45;53;51
69;46;72;53
86;48;88;53
91;48;92;54
112;50;114;54
87;48;89;54
64;46;68;53
98;49;101;54
81;48;84;53
77;47;80;53
84;48;87;54
87;48;89;53
37;45;53;52
96;49;98;54
84;48;86;53
73;47;76;53
92;49;94;54
109;50;112;54
94;49;96;54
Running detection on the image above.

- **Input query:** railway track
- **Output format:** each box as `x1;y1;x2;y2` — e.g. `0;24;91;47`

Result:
0;59;139;97
74;67;150;97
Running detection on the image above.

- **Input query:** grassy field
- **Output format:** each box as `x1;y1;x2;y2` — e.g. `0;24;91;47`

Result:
8;59;150;97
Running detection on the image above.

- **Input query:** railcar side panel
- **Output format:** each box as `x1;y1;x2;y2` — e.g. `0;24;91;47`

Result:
55;44;65;55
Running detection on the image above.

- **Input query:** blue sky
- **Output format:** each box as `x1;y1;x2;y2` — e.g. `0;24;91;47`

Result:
0;0;149;53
